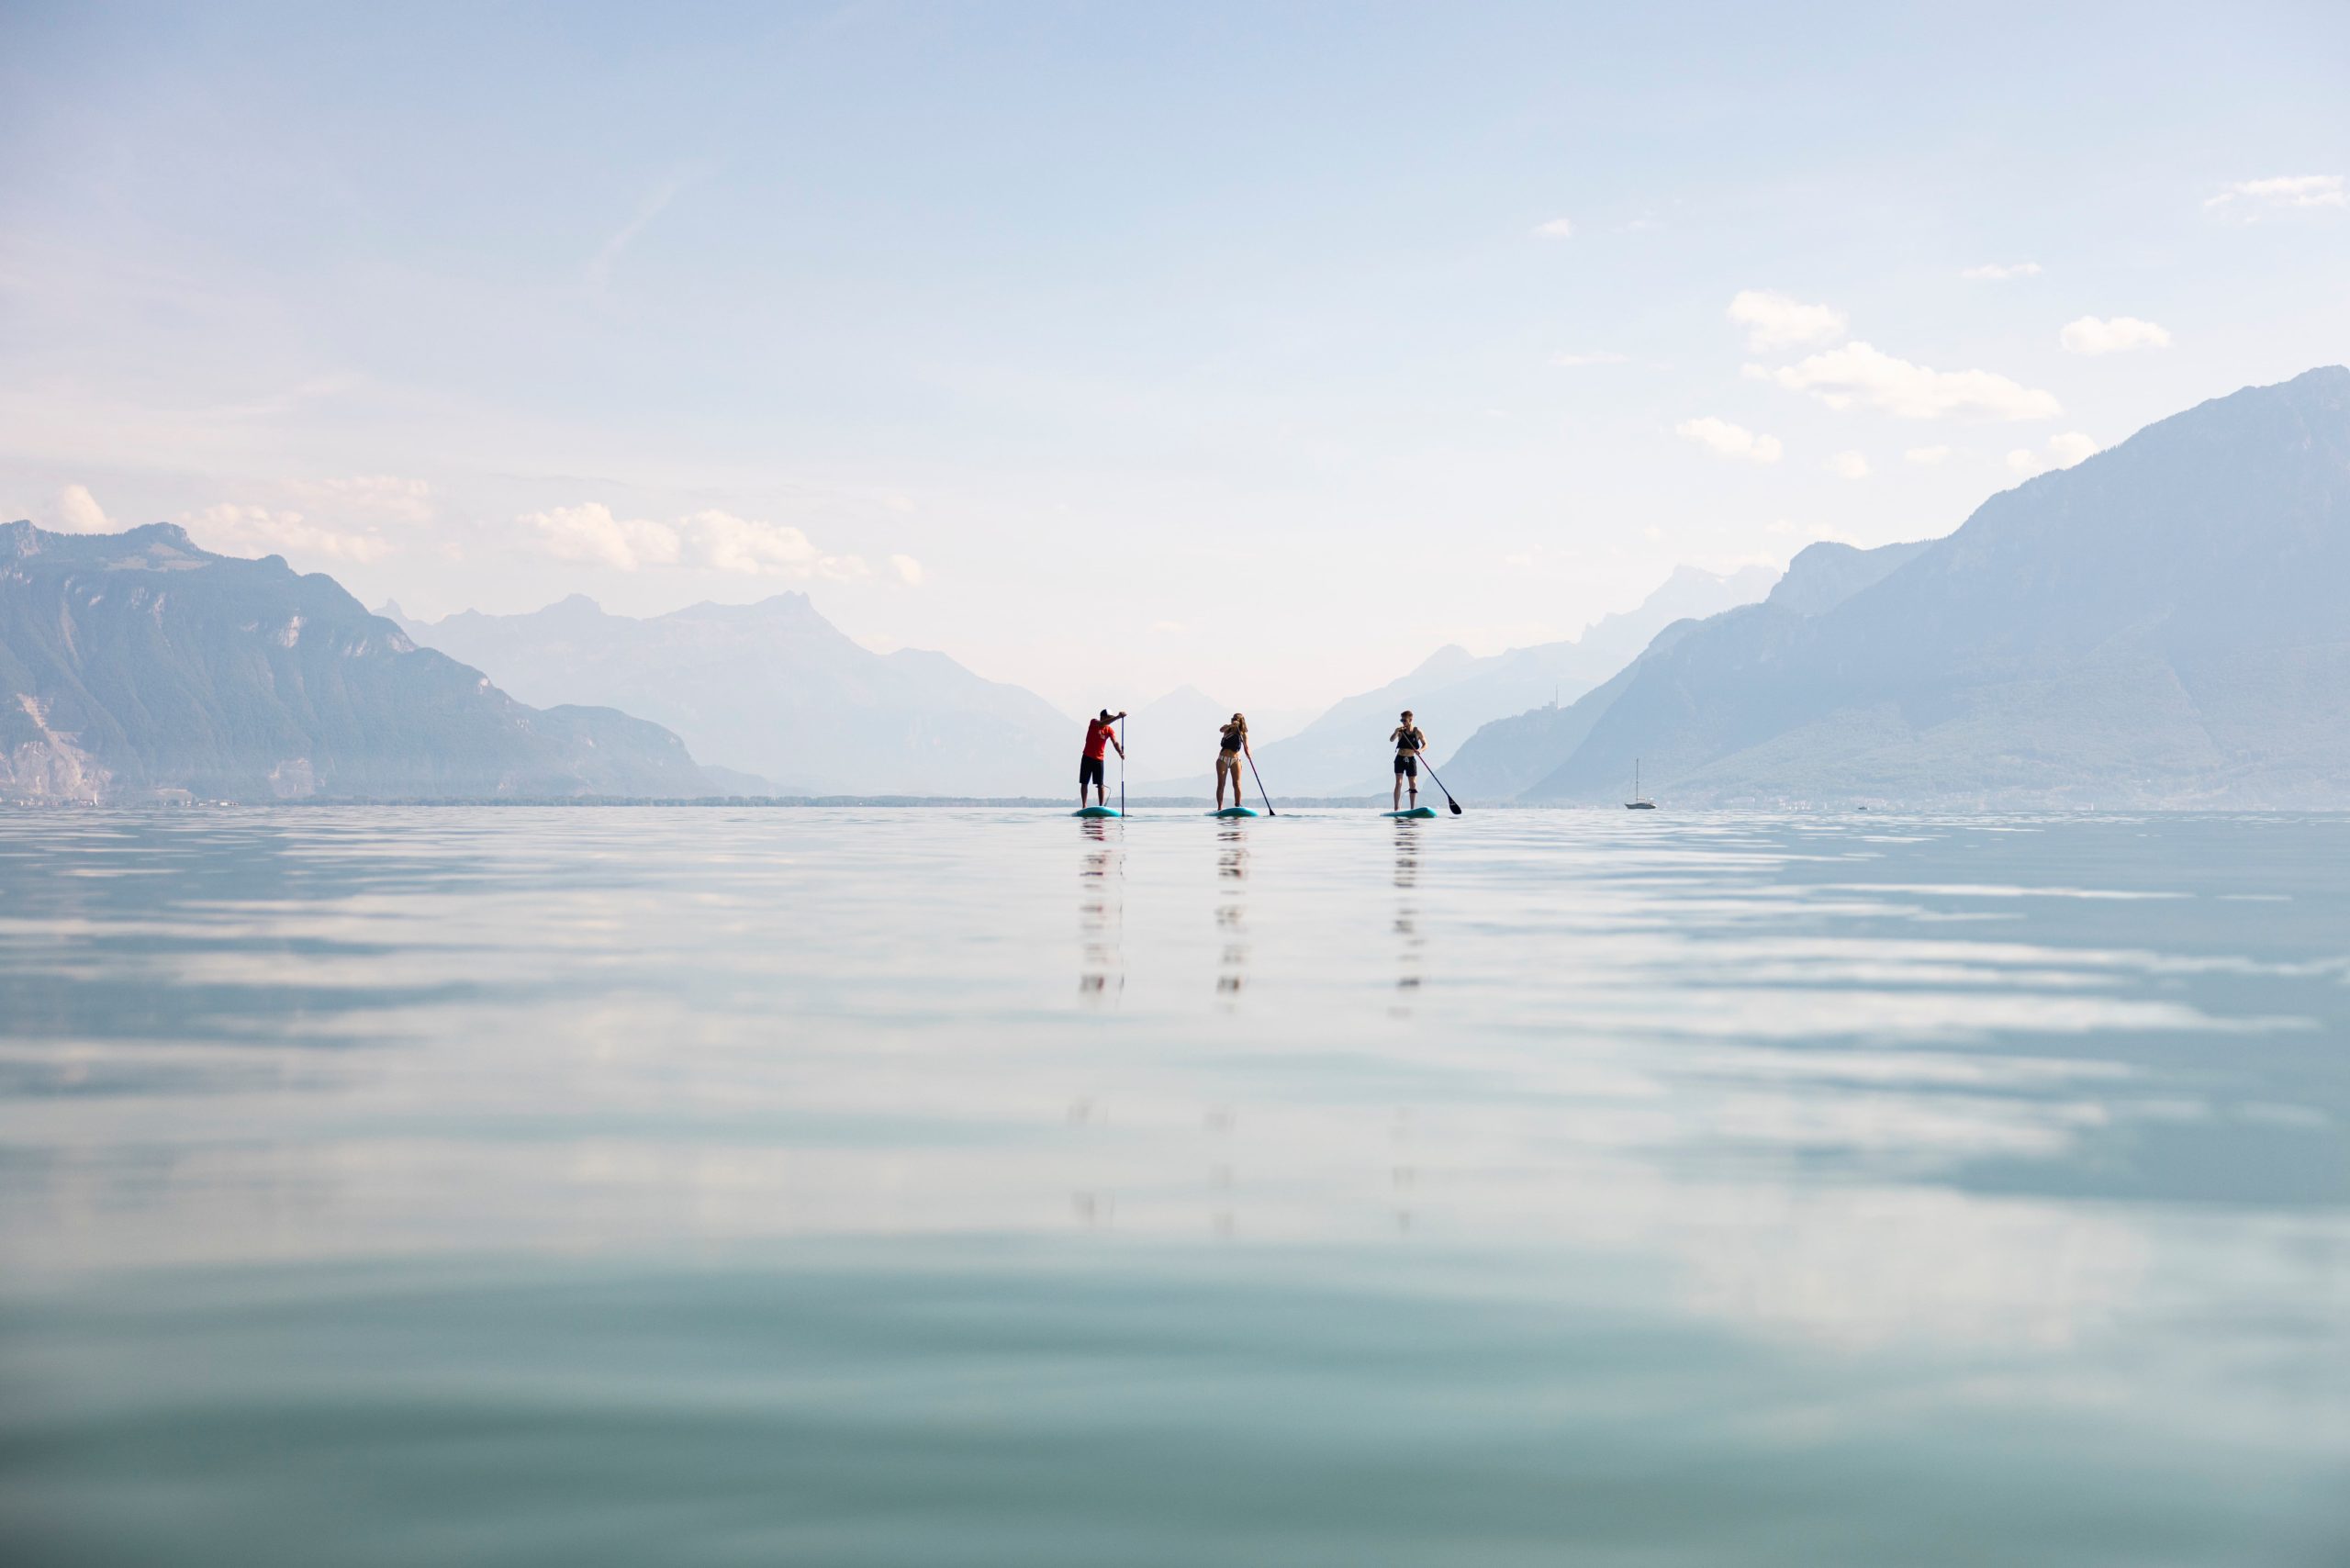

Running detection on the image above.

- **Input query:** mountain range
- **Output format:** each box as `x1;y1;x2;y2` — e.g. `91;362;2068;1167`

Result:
13;367;2342;808
1447;364;2350;807
1;522;704;801
393;593;1077;797
1214;563;1779;796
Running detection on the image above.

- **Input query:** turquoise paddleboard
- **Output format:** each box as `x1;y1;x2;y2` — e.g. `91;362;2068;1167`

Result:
1384;806;1438;819
1209;807;1259;818
1074;806;1122;818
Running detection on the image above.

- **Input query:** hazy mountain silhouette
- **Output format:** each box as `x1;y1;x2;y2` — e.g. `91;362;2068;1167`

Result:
0;522;707;801
1457;366;2350;807
1446;543;1926;797
1758;538;1932;616
1122;684;1249;790
1248;564;1779;795
398;593;1077;797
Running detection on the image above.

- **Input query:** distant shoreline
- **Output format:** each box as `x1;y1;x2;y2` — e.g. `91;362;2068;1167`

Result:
8;797;2346;814
4;794;1393;810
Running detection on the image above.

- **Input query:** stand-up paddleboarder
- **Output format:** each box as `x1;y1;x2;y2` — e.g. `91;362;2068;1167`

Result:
1390;711;1427;812
1080;710;1126;810
1214;713;1252;813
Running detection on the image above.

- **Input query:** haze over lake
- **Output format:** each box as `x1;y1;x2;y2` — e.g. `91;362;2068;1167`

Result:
3;807;2344;1565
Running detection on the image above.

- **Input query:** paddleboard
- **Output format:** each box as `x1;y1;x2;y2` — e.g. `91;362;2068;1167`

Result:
1073;806;1122;818
1384;806;1438;819
1209;807;1259;818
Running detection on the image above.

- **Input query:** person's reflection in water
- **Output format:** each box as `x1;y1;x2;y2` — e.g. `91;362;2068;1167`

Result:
1391;823;1425;1019
1215;823;1249;1003
1390;831;1426;1231
1077;817;1124;1003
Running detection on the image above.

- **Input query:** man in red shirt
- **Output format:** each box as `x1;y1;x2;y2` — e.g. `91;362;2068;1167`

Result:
1080;709;1126;809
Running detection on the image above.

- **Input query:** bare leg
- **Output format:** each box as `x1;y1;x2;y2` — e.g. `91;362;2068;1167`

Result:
1393;770;1402;811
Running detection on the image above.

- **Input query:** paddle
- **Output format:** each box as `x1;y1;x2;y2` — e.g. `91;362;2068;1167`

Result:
1245;748;1277;817
1118;715;1125;817
1417;753;1464;816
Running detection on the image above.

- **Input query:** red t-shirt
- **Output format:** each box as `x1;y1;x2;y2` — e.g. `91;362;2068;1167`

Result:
1084;719;1117;759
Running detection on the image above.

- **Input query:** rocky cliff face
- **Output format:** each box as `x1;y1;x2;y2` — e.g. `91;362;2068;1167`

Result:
0;521;710;801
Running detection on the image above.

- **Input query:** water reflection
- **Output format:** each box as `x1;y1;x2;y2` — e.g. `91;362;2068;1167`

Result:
1076;816;1123;1002
1391;820;1425;1018
1215;822;1248;1003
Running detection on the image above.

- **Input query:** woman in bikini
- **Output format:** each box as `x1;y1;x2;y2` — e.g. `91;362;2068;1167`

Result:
1214;713;1251;812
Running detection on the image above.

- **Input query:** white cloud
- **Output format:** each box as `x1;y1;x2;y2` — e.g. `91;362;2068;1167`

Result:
1823;451;1871;481
2049;431;2098;466
1961;262;2042;281
523;503;680;571
2006;431;2099;477
1531;217;1575;239
1904;445;1953;465
521;503;869;579
1551;350;1628;367
2203;174;2344;218
1675;417;1783;464
677;510;868;579
1727;289;1847;351
677;509;803;575
1771;342;2062;420
286;475;436;523
2060;316;2172;355
890;553;923;587
54;484;111;533
182;502;394;564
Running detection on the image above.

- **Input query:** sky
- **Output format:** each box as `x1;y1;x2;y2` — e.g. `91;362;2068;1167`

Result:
4;1;2346;718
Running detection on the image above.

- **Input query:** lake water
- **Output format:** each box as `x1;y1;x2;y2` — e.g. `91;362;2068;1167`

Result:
1;808;2344;1565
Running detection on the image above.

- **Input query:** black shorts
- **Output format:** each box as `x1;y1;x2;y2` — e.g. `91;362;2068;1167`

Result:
1080;756;1106;789
1394;753;1418;778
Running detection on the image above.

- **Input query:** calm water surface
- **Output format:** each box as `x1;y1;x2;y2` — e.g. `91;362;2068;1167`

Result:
1;808;2345;1565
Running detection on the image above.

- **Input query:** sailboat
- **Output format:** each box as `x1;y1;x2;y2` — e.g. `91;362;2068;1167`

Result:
1625;758;1655;810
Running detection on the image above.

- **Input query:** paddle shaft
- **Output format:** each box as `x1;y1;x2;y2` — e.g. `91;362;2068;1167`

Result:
1118;717;1125;816
1416;753;1464;814
1244;750;1275;816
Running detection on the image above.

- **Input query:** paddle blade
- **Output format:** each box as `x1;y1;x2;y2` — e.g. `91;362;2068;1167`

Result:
1448;797;1463;815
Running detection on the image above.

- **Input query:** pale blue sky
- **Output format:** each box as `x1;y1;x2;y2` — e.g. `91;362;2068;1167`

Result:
4;2;2345;712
